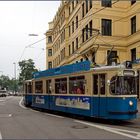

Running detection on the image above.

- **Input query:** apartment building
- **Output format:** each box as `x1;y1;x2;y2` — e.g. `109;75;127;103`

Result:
45;0;140;98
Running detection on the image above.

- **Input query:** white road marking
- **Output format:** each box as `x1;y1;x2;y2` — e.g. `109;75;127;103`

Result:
0;100;5;102
45;113;64;119
74;120;140;139
19;97;27;109
0;131;2;139
0;114;12;118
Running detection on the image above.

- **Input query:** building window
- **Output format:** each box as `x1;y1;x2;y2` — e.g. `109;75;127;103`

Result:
107;50;117;65
69;26;71;36
76;16;78;29
85;0;88;13
131;16;136;34
48;61;52;69
131;48;136;61
48;49;52;56
89;0;92;9
85;24;88;40
102;19;112;36
69;6;71;16
131;0;136;5
72;21;74;33
72;0;74;11
76;37;78;50
48;36;52;43
69;45;71;56
72;41;74;53
89;20;92;37
101;0;112;7
82;28;85;43
82;3;85;18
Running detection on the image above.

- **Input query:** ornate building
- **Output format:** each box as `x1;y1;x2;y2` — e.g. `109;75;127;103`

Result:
45;0;140;98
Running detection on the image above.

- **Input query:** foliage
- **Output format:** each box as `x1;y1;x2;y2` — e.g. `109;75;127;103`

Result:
18;59;38;84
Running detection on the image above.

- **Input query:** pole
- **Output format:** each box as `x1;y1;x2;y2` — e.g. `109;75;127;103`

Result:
13;62;16;94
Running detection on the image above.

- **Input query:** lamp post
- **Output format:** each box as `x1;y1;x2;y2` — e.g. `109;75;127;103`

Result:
13;62;16;94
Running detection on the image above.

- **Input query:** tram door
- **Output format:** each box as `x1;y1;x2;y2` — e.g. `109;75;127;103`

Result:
46;80;52;109
93;74;107;117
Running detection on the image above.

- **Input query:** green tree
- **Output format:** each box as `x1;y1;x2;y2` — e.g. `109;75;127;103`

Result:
18;59;38;84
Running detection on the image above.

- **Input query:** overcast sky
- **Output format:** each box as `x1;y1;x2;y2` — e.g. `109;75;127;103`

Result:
0;1;60;78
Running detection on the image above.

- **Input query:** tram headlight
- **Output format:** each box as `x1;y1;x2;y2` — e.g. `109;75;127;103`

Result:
129;101;133;106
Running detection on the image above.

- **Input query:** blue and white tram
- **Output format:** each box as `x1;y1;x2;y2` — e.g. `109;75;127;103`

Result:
24;61;138;120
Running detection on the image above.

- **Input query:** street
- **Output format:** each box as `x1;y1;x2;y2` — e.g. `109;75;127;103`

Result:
0;96;140;139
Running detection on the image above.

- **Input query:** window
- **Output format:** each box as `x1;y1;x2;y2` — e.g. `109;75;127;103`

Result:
131;16;136;34
48;61;52;69
101;0;112;7
69;76;85;94
85;24;88;40
25;82;32;93
89;0;92;9
55;78;67;94
85;0;88;13
89;20;92;37
46;80;51;94
48;49;52;56
110;76;137;95
102;19;112;36
131;0;136;5
35;81;43;93
99;74;105;95
69;25;71;36
48;36;52;43
72;41;74;53
76;37;78;50
93;75;98;95
107;50;117;65
131;48;136;61
82;28;85;42
82;3;85;17
76;16;78;29
69;6;71;15
72;21;74;33
69;45;71;56
72;0;74;11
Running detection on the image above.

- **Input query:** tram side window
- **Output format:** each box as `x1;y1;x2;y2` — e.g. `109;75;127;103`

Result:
99;74;105;95
46;80;51;94
28;82;32;93
69;76;85;94
25;84;28;94
55;78;67;94
35;81;43;93
93;75;98;95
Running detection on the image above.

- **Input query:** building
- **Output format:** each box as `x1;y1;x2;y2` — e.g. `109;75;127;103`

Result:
45;0;140;99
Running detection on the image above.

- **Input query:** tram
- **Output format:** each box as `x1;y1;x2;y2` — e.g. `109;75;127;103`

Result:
24;60;138;120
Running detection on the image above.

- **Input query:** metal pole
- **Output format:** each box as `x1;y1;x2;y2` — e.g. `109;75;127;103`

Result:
13;62;16;94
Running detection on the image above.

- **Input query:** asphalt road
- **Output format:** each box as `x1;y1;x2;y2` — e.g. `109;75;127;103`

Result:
0;96;140;139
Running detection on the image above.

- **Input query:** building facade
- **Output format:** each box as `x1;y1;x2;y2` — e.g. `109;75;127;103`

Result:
45;0;140;98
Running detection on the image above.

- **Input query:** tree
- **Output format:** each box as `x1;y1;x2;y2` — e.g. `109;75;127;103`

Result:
18;59;38;84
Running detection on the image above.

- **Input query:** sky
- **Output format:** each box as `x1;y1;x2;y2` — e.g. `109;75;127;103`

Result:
0;1;60;78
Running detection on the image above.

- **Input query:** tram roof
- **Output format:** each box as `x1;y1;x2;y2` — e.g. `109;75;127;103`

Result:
33;61;130;79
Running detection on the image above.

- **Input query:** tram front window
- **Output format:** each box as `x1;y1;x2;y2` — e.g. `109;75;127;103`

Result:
110;76;136;95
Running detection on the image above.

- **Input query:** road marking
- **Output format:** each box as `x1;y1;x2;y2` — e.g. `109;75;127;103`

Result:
45;113;64;119
0;100;5;102
0;114;12;118
74;120;140;139
0;131;2;139
19;97;27;109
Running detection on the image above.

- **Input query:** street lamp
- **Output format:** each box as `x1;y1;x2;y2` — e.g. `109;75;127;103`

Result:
13;62;16;94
